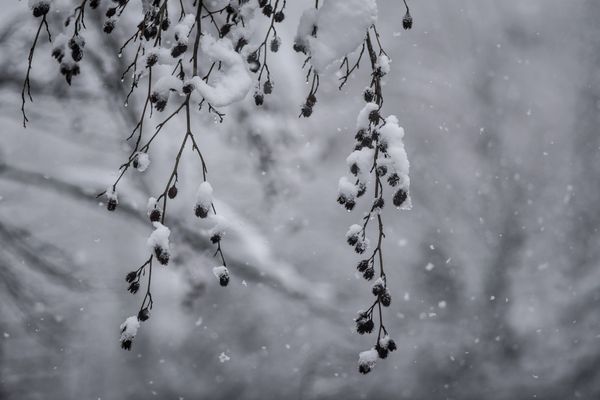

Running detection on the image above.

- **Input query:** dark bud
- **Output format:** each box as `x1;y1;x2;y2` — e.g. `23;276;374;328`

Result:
350;163;359;176
90;0;100;9
137;308;150;322
355;129;366;142
246;51;258;63
106;7;117;18
372;281;385;296
359;364;371;374
378;141;389;153
356;183;367;197
195;205;209;218
125;271;137;283
376;344;389;359
143;25;158;41
357;260;369;273
380;291;392;307
363;266;375;280
301;104;313;117
387;173;400;187
71;48;83;62
107;198;117;211
347;233;359;247
154;247;169;265
293;42;306;54
182;83;194;94
393;189;408;207
219;274;229;287
376;165;388;177
337;194;346;205
355;241;367;254
171;43;188;58
344;198;356;211
373;197;384;210
235;37;248;52
364;87;374;102
225;5;235;14
387;339;397;352
161;18;170;31
361;135;373;148
270;37;280;52
167;185;178;199
403;12;413;30
69;39;83;62
306;94;317;107
155;99;167;112
254;93;264;106
103;20;115;34
32;3;50;17
149;209;161;222
258;0;268;6
273;11;285;22
128;281;140;294
121;339;133;351
146;53;158;68
52;47;65;63
369;110;380;125
356;318;374;335
262;4;273;17
263;80;273;95
210;233;222;244
220;24;232;37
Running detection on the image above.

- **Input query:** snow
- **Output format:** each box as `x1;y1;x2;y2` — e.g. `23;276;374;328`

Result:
195;181;213;208
154;75;183;98
134;152;150;172
356;102;379;130
294;8;318;51
304;0;377;72
346;148;374;183
173;14;196;45
147;222;170;252
378;335;391;348
119;316;140;341
106;186;118;202
338;176;358;199
213;266;228;278
358;348;378;366
187;35;252;107
346;224;362;239
379;115;411;209
376;54;391;75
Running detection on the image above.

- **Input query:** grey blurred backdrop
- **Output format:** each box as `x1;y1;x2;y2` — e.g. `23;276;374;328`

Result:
1;0;600;399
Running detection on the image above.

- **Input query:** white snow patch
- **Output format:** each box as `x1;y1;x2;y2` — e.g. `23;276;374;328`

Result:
188;35;251;107
306;0;377;72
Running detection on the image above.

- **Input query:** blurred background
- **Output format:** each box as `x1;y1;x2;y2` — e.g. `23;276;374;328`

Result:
1;0;600;399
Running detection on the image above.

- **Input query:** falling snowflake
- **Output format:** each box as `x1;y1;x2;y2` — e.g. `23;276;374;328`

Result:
218;352;230;363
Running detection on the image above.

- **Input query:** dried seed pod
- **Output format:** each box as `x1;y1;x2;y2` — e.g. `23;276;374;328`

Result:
167;185;178;199
403;12;413;30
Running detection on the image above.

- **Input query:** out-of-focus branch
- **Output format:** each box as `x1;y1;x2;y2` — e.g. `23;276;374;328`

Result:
0;162;338;319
